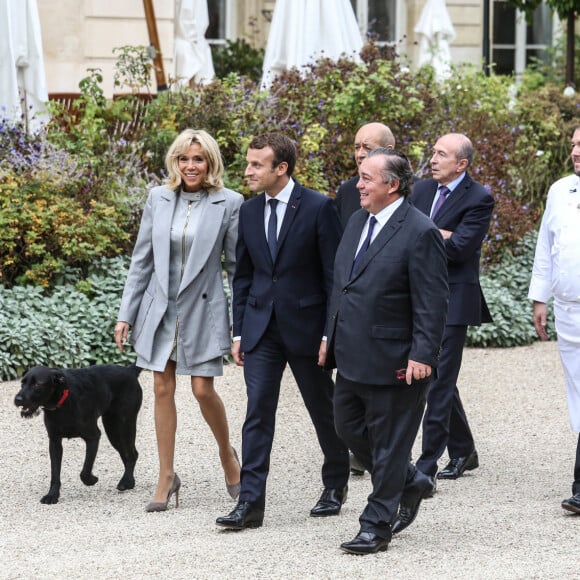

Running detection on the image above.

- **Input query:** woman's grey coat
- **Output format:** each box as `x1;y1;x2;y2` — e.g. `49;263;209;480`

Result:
118;184;243;367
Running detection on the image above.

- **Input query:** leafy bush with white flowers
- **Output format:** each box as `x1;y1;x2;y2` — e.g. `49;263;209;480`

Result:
0;257;134;381
466;230;555;347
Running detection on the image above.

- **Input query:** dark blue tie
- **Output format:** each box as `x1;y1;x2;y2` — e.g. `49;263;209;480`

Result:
351;216;377;278
267;198;279;261
431;185;450;219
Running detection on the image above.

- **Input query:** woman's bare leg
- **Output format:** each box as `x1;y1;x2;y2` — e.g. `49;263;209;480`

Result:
150;361;178;502
191;376;240;485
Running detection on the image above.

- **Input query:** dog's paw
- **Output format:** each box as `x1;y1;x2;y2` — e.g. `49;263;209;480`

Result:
40;494;59;504
80;472;98;486
117;476;135;491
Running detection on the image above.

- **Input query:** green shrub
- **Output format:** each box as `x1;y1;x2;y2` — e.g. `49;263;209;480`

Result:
0;141;129;287
112;45;154;93
249;56;540;263
3;41;580;286
0;257;134;381
525;32;580;91
266;55;418;194
466;230;555;347
509;84;575;209
143;48;556;264
140;74;271;191
0;111;147;288
212;38;265;82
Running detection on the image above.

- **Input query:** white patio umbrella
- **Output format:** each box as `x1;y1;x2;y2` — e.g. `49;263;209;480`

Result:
261;0;363;89
0;0;50;132
0;0;21;123
174;0;215;87
414;0;456;82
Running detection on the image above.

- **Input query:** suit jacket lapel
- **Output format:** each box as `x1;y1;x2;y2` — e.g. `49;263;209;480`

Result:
341;210;367;282
434;173;470;222
276;183;302;258
414;181;438;216
249;193;272;265
179;190;226;293
152;188;176;296
349;201;409;282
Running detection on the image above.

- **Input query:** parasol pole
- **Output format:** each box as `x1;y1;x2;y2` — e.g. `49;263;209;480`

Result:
143;0;168;91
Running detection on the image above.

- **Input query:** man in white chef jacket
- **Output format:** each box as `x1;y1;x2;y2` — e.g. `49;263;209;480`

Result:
529;125;580;514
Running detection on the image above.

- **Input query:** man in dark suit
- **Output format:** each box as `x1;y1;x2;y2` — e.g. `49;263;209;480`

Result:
393;133;494;533
335;122;396;230
335;122;396;476
216;133;350;530
324;148;448;554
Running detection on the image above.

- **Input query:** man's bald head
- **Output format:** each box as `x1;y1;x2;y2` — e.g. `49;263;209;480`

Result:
430;133;474;185
354;123;396;167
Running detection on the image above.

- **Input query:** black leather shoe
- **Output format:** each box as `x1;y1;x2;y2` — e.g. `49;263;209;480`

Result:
424;471;437;498
437;449;479;480
561;493;580;514
349;452;366;476
392;471;435;535
216;501;264;529
340;531;389;555
310;486;348;517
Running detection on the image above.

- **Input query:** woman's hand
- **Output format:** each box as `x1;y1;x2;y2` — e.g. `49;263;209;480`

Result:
114;322;130;352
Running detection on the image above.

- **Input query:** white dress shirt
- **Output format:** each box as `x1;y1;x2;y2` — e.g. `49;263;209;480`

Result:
355;196;404;254
428;172;465;217
264;177;295;238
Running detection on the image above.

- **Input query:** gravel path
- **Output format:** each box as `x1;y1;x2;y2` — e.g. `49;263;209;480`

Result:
1;340;578;579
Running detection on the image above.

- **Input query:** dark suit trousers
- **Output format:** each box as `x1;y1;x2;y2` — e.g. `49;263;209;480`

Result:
334;373;428;539
573;433;580;495
239;316;349;509
416;325;474;477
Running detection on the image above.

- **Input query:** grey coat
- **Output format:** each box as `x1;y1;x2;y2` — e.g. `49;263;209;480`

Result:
118;184;243;367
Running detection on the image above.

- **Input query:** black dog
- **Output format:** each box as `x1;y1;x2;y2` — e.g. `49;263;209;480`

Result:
14;364;143;504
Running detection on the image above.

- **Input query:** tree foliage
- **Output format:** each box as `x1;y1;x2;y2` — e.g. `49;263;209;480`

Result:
2;41;580;288
508;0;579;19
507;0;578;85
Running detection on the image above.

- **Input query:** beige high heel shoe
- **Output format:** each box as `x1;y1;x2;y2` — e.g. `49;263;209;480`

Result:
145;474;181;512
225;449;241;500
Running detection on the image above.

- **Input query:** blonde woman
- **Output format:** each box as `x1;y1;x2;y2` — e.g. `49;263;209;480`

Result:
115;129;242;511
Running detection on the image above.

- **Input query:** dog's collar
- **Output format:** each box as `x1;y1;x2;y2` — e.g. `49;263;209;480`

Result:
56;389;70;408
44;388;70;411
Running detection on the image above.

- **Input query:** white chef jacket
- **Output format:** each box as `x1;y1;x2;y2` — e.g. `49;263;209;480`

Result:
529;174;580;304
529;173;580;431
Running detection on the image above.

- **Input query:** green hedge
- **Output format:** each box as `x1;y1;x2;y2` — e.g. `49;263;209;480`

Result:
0;233;556;381
3;42;579;289
0;257;134;381
466;230;555;347
0;115;147;287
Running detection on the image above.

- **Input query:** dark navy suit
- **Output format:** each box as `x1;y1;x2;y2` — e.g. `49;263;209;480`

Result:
335;176;361;230
233;181;349;509
326;199;448;538
411;174;494;476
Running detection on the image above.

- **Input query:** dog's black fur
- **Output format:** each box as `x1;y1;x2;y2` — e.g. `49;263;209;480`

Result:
14;363;143;504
